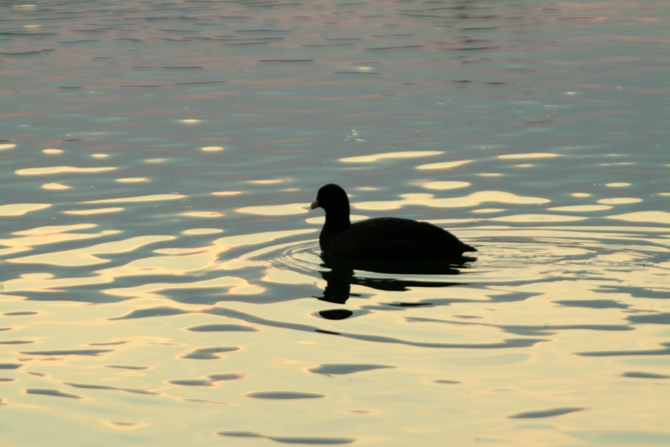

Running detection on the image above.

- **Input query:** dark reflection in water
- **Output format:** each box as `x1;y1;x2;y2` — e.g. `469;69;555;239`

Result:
66;382;159;395
407;316;633;336
320;252;474;275
25;389;81;400
318;309;354;320
307;364;393;375
577;342;670;357
621;372;670;380
315;253;472;307
217;431;355;445
204;307;547;350
507;407;586;419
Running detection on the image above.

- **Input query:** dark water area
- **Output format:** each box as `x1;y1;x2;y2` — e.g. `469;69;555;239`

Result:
1;1;669;445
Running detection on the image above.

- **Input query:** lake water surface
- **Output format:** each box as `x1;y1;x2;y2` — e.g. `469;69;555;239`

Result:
1;1;669;446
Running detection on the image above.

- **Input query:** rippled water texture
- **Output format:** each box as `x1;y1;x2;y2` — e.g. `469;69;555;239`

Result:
1;1;669;446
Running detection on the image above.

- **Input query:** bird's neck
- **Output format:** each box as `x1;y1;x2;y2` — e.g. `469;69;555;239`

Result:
324;207;350;233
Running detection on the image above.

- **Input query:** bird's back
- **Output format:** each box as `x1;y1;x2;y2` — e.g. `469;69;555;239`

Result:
326;217;474;260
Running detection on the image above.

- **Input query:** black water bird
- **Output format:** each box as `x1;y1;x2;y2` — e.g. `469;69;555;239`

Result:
310;184;476;262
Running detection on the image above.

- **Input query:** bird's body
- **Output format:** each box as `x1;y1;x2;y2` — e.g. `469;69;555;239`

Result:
311;184;476;261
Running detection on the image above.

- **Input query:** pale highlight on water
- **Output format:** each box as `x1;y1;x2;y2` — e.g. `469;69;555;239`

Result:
0;1;668;446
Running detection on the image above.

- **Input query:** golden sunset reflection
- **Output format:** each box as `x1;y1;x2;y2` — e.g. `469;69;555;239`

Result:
181;228;224;235
498;153;560;159
236;204;309;216
212;230;315;252
3;272;110;293
103;276;264;299
63;208;124;215
472;208;505;214
13;223;97;235
97;249;217;278
212;191;242;196
414;181;470;190
246;179;288;185
15;166;117;175
340;151;442;163
115;178;149;183
353;191;550;211
0;246;29;256
607;211;670;225
84;194;186;204
88;230;316;285
415;160;472;170
153;247;209;255
180;211;224;218
41;183;71;190
8;235;175;267
1;0;667;444
0;203;51;216
548;205;612;212
597;198;642;205
490;214;587;223
261;269;316;286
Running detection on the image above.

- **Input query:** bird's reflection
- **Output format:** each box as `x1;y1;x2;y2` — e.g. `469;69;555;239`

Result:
315;254;475;315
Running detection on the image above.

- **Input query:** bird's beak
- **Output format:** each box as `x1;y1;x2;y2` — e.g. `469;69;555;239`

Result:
310;199;319;210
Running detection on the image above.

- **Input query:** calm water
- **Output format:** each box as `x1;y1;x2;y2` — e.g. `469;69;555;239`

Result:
1;0;669;445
